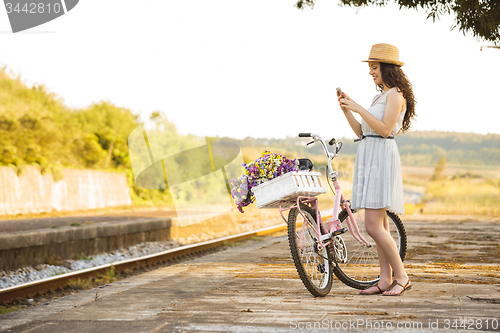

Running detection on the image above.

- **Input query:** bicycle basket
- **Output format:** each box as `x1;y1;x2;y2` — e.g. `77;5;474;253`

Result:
252;171;326;209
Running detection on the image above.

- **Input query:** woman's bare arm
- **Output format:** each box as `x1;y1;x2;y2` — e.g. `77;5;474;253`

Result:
340;89;404;138
338;91;362;138
342;109;362;138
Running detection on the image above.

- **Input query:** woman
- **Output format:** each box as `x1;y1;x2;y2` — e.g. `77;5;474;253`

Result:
338;43;416;296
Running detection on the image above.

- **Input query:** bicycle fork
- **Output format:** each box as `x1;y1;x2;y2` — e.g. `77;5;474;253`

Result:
326;179;372;247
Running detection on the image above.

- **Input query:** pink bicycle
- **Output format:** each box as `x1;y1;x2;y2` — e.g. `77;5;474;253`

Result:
279;133;407;297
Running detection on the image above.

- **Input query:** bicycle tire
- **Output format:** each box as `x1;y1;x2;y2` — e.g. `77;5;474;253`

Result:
331;208;407;290
287;204;333;297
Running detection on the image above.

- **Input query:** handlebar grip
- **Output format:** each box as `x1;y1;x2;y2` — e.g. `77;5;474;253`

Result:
298;133;311;138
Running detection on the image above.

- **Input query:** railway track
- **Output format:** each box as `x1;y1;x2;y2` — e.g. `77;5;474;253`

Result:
0;223;288;305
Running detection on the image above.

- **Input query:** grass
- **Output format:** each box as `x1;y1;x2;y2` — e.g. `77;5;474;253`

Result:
66;278;93;290
404;203;423;215
223;241;244;247
66;264;118;290
106;264;116;281
402;165;499;217
44;254;59;265
0;305;24;315
424;178;499;216
69;222;81;227
95;264;118;284
76;253;93;261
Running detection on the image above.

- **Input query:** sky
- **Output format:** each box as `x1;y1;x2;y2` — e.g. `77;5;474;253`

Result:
0;1;499;140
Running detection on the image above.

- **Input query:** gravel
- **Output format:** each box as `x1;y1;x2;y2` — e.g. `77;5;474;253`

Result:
0;240;180;289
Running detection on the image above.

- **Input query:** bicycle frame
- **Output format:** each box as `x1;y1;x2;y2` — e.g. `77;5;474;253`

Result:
278;133;372;252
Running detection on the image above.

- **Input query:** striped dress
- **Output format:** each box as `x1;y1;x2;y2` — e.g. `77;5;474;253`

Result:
351;89;406;214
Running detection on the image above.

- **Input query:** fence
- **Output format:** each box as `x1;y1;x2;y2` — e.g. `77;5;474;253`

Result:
0;166;131;216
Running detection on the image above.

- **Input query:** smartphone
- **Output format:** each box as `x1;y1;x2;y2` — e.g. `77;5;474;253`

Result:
336;87;343;98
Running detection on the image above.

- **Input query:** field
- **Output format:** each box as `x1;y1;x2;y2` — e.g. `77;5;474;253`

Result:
228;161;499;223
303;161;500;217
306;160;500;217
402;164;500;216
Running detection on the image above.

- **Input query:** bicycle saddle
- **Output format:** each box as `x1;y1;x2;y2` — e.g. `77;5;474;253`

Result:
298;158;314;171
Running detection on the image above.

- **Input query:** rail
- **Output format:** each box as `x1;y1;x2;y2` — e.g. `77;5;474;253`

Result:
0;223;291;303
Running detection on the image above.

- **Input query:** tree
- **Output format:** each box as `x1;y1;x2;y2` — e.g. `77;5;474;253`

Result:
295;0;500;45
431;156;447;181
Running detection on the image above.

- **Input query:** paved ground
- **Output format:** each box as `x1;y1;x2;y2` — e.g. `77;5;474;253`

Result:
0;209;178;233
1;218;500;332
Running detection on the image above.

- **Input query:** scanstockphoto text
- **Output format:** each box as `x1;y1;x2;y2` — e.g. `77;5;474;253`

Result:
290;318;499;331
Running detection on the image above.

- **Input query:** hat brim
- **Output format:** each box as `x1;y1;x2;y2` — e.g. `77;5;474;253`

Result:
361;59;404;67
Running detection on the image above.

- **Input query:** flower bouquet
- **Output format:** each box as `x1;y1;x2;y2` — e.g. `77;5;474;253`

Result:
230;150;299;213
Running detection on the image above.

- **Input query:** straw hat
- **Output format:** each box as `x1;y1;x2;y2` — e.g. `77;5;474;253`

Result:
362;43;404;67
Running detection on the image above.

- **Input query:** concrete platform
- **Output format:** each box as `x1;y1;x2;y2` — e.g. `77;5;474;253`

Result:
1;218;500;332
0;209;177;233
0;218;171;271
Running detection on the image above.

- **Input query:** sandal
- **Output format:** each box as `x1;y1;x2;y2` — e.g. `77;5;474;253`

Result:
359;283;385;295
382;279;412;296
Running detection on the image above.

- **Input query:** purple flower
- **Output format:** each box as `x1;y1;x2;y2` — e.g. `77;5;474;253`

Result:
230;150;299;213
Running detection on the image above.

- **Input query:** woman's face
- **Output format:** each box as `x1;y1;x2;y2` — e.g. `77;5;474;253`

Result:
368;62;383;85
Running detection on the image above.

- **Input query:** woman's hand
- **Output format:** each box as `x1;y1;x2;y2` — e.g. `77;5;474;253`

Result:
337;90;363;138
337;91;349;112
338;93;363;114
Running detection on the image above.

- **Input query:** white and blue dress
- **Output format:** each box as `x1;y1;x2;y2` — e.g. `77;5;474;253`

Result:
351;89;406;215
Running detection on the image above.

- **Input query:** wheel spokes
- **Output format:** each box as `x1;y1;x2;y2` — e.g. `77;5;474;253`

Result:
332;209;406;288
295;214;330;289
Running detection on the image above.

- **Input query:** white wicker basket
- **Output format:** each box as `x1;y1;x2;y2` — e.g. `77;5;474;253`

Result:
252;171;326;209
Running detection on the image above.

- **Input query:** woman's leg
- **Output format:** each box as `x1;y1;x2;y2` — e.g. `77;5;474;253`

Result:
360;209;392;293
377;212;393;282
364;208;409;295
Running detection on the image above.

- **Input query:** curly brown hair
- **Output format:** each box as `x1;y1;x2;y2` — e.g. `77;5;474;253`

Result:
377;63;416;133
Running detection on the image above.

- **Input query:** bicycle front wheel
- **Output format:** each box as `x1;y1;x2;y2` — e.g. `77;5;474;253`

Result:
331;209;407;290
287;205;333;297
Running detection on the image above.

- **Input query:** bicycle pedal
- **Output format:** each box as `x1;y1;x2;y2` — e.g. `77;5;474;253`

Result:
332;227;348;236
320;228;348;241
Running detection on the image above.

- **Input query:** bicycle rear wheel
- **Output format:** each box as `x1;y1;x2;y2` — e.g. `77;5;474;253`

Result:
331;209;407;290
287;205;333;297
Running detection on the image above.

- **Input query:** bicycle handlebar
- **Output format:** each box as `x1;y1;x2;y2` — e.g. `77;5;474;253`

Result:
298;133;338;156
298;132;340;177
